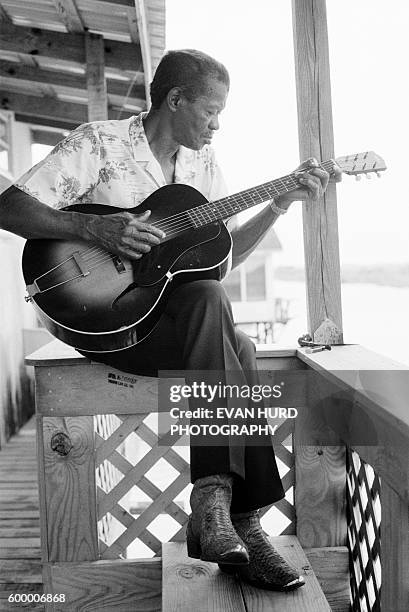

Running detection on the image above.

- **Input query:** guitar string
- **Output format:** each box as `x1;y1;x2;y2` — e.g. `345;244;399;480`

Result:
76;179;301;269
69;177;321;273
36;178;312;288
76;161;336;261
148;159;335;231
148;166;331;233
34;163;367;292
42;161;340;286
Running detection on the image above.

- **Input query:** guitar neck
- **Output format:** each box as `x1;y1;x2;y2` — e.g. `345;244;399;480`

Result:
190;159;335;227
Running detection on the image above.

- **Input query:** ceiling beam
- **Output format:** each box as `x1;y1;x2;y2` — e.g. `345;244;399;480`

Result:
1;91;134;128
0;23;143;73
0;4;12;23
31;128;67;146
51;1;84;33
93;0;135;6
134;0;152;105
15;114;80;132
85;33;108;121
0;60;145;100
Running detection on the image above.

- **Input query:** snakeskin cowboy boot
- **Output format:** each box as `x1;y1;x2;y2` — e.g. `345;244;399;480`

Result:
187;474;249;565
219;510;305;591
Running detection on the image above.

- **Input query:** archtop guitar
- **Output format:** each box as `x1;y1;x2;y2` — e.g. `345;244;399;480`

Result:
22;152;386;352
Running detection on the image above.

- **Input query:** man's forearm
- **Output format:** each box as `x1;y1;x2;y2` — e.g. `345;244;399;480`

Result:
230;201;286;269
0;185;89;240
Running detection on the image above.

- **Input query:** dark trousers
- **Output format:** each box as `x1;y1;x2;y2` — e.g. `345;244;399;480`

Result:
82;279;284;512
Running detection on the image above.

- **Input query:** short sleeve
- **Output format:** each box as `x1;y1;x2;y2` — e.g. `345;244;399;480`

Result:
14;123;101;209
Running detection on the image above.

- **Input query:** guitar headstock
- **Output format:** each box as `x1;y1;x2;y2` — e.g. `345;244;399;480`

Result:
334;151;387;178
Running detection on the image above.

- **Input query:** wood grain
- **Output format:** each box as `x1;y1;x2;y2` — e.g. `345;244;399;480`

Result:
381;482;409;612
0;418;43;601
50;558;161;612
0;60;145;103
297;345;409;500
0;23;143;72
41;416;98;562
294;358;347;549
51;0;84;32
305;546;350;612
85;32;108;122
295;444;346;549
292;0;343;343
162;543;246;612
162;538;331;612
35;363;159;416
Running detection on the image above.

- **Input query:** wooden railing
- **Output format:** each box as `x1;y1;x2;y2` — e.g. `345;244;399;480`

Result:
292;345;409;612
27;341;408;611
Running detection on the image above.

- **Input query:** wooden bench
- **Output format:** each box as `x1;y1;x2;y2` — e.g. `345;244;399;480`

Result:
26;339;355;611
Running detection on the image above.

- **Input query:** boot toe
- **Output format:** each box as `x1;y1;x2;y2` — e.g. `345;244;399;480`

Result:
217;544;249;565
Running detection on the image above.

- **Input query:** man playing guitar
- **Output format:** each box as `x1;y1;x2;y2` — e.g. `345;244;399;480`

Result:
0;49;340;591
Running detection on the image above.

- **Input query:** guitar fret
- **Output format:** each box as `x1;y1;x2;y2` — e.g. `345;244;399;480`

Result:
180;158;339;231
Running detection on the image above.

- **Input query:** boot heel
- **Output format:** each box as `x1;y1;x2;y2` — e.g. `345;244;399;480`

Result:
186;521;201;559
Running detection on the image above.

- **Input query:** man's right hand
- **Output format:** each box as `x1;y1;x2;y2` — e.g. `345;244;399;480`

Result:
84;209;166;260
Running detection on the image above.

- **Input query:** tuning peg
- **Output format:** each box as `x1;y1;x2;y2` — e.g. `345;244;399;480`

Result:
366;173;372;179
376;171;382;178
355;175;362;181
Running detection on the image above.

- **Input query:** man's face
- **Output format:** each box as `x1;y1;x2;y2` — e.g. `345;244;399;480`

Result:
172;77;228;150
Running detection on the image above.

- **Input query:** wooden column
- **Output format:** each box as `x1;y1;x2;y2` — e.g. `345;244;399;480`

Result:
292;0;343;344
85;33;108;122
380;482;409;611
134;0;152;107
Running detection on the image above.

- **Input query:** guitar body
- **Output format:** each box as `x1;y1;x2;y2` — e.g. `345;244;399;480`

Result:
22;184;232;352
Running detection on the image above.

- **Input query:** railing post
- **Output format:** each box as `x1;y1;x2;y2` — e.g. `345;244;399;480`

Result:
381;482;409;611
291;0;343;343
36;404;98;606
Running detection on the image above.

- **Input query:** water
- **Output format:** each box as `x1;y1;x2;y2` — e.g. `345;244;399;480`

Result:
274;281;409;366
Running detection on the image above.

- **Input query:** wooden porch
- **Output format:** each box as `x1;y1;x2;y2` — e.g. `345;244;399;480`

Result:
2;340;407;610
0;417;42;609
0;342;359;612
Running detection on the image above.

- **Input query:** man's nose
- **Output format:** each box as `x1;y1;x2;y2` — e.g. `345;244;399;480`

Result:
209;115;220;131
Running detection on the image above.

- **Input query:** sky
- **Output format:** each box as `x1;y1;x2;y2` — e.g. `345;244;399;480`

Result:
165;0;409;266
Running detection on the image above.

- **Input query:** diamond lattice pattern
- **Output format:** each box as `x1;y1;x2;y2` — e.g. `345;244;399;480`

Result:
94;414;296;559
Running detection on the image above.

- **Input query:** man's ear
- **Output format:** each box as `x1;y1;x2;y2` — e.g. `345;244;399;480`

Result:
167;87;184;112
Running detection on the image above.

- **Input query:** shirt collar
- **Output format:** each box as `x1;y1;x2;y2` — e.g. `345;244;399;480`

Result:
129;112;153;162
129;112;197;187
128;112;165;186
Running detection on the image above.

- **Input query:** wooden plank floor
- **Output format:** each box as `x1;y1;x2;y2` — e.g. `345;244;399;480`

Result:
0;417;44;611
162;538;331;612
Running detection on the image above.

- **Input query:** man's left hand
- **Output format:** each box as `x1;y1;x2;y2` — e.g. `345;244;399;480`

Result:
275;157;342;210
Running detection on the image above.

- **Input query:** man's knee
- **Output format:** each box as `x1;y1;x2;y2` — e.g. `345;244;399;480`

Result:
236;329;256;358
174;279;230;307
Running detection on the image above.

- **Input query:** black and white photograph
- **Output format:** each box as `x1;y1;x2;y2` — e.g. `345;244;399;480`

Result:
0;1;408;610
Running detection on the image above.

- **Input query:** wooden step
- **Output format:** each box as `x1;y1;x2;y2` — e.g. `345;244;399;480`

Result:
162;536;331;611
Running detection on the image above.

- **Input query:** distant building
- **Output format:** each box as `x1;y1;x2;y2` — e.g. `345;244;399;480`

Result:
223;229;289;343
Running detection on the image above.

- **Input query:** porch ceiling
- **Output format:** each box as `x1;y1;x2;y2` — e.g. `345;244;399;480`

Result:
0;0;166;129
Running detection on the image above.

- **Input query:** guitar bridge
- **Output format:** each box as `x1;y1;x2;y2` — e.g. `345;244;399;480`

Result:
112;255;126;274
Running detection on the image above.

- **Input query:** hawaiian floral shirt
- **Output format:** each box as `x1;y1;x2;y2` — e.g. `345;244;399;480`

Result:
14;113;228;210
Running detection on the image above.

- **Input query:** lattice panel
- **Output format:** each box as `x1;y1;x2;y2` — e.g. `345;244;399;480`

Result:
95;414;123;546
347;449;381;612
262;418;296;536
94;414;296;558
95;412;191;559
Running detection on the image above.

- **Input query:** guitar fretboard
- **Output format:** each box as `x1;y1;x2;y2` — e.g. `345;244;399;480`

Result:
188;159;334;228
